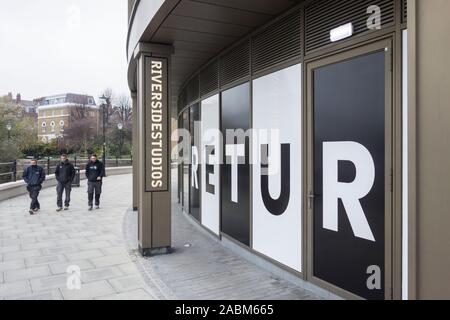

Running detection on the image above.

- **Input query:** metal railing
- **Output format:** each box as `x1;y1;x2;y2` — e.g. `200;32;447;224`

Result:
0;161;17;183
0;156;133;185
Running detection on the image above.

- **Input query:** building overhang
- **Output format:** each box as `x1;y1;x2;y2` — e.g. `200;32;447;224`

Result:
127;0;304;116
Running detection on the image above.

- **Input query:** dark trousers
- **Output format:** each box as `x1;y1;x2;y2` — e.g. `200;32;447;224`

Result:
88;181;102;206
57;181;72;208
27;185;42;210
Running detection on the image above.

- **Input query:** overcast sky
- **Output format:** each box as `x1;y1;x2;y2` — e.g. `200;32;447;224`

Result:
0;0;129;101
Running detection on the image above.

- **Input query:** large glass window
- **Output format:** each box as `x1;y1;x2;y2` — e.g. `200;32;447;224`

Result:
201;95;220;236
178;116;183;205
182;109;190;212
221;83;251;246
313;50;386;300
190;104;201;222
252;64;302;272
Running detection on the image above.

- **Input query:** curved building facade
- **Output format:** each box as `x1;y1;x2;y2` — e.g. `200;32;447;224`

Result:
127;0;450;300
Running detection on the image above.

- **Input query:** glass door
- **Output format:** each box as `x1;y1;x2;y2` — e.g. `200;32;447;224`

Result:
307;39;393;300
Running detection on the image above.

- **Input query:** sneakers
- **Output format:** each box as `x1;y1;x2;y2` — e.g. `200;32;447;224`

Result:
64;206;69;211
88;206;93;211
95;206;100;210
56;207;63;212
29;209;34;215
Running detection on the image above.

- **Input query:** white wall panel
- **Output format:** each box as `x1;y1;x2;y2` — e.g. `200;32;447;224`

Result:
201;95;221;235
252;64;302;272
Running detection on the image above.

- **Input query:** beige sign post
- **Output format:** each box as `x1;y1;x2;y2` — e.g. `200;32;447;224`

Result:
134;43;174;256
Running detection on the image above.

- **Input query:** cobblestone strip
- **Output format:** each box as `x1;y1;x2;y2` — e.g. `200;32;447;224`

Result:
122;209;176;300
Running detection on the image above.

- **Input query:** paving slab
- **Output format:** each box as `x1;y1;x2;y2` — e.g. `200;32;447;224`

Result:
14;289;63;300
60;280;116;300
1;172;321;300
49;259;95;275
5;266;51;283
0;281;32;299
121;175;321;301
0;174;153;300
95;288;154;300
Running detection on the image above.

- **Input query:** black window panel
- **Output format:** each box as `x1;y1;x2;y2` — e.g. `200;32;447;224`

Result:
221;83;251;246
190;104;201;222
313;51;386;300
183;109;190;211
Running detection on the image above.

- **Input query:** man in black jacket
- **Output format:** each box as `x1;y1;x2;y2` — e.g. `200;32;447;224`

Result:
23;158;46;215
55;154;76;212
85;154;105;211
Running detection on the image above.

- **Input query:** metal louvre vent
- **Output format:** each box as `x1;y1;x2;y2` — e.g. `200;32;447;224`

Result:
252;9;302;74
219;40;250;88
199;62;219;97
305;0;395;54
402;0;407;23
186;75;199;105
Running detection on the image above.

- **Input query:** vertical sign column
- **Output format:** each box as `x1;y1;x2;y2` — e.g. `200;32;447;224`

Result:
136;50;171;256
146;57;169;192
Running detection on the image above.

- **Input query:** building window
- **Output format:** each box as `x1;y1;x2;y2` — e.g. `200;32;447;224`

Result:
200;94;220;236
252;64;302;272
221;82;251;246
41;122;47;128
189;103;201;222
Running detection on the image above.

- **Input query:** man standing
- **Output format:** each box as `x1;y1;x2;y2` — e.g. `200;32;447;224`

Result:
23;158;46;215
85;154;105;211
55;154;75;212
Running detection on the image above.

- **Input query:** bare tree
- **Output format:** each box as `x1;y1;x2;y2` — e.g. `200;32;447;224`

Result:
70;102;89;120
113;94;133;126
101;87;114;101
100;87;116;125
64;116;98;156
65;101;99;155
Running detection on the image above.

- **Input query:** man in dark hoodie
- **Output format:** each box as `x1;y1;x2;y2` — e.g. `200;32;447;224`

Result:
23;158;46;215
85;154;105;211
55;154;76;212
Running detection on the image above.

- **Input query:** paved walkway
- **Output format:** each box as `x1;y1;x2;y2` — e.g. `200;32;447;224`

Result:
0;173;319;300
0;175;154;300
124;172;320;300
